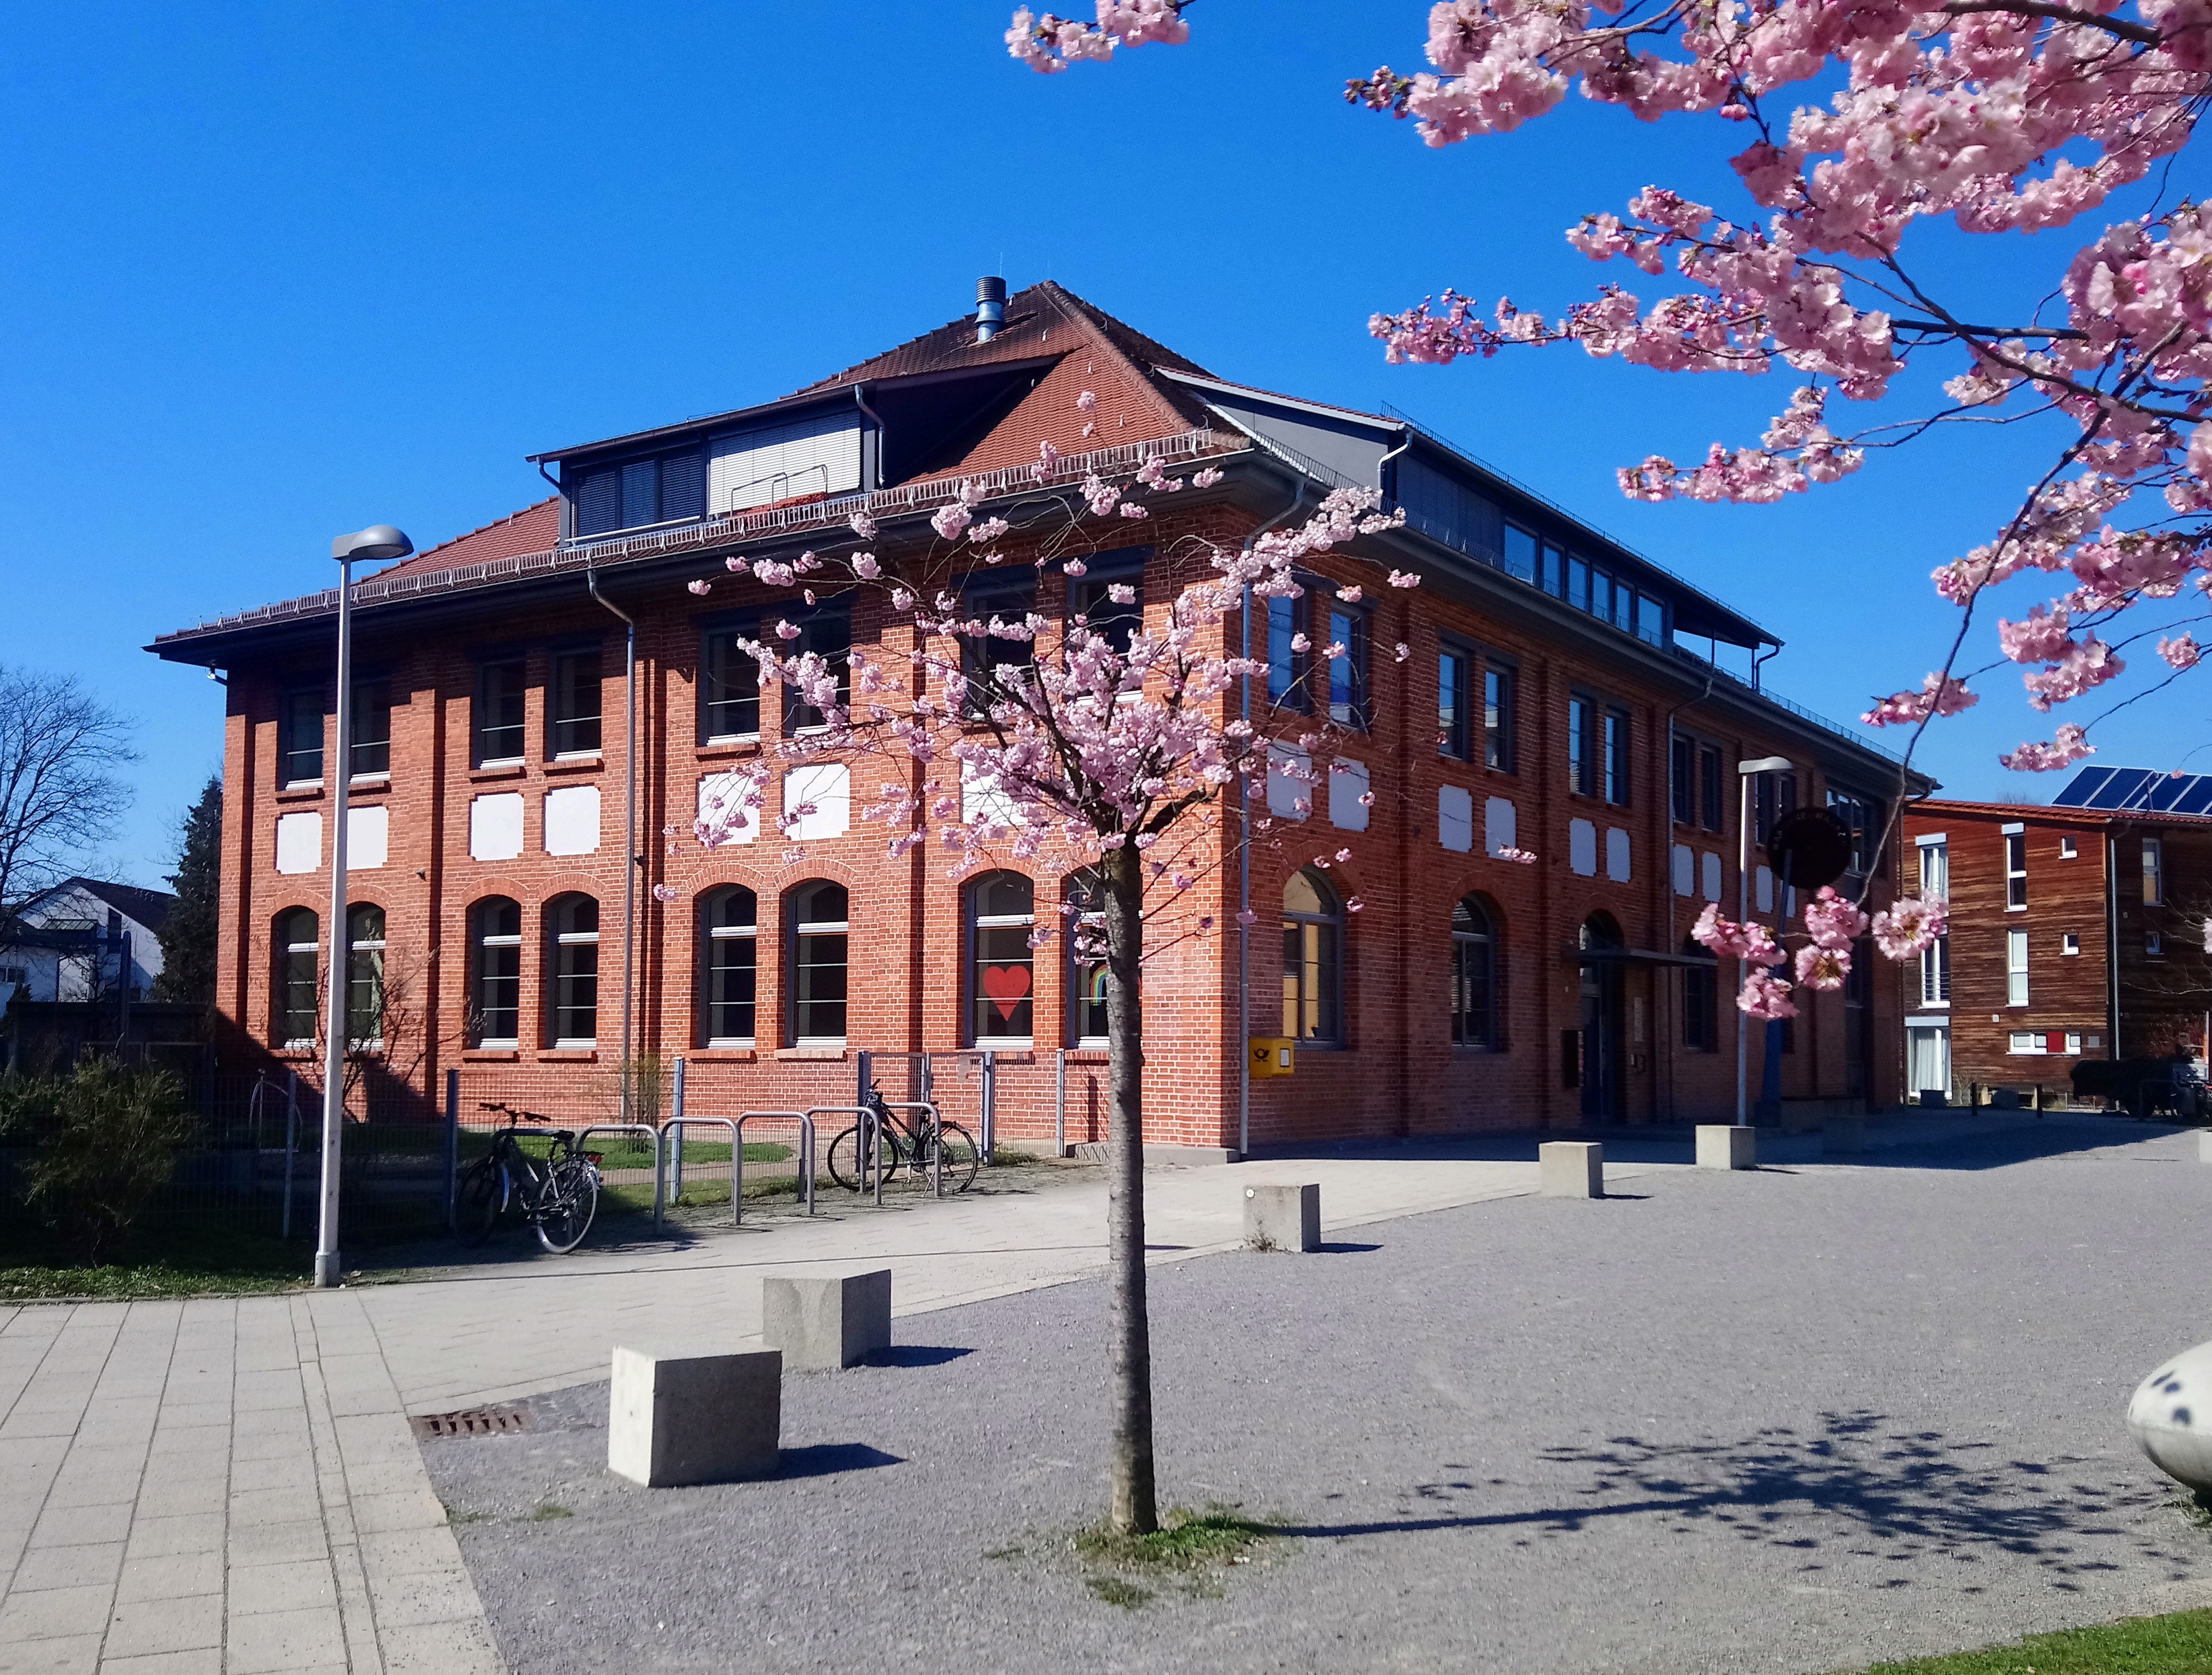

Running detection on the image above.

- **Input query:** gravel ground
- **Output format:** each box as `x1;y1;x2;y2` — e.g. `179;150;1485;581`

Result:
420;1115;2212;1675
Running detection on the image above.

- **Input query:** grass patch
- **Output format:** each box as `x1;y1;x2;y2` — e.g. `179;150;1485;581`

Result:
1085;1577;1153;1609
1844;1609;2212;1674
529;1503;573;1522
1075;1505;1280;1571
0;1218;307;1300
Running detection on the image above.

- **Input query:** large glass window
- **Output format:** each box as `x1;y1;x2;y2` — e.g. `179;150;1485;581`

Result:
1670;733;1695;826
1066;873;1109;1046
1504;525;1539;587
475;657;526;766
1072;566;1143;661
1484;664;1517;773
280;688;325;787
1699;744;1723;830
1568;697;1595;797
967;871;1035;1044
1831;790;1886;878
572;448;707;537
966;580;1038;711
275;908;318;1047
701;626;761;742
1919;841;1951;1006
1451;895;1498;1049
703;886;757;1046
2006;928;2029;1007
790;881;849;1044
549;895;599;1047
470;897;521;1047
1754;771;1798;846
344;904;385;1048
1327;608;1368;728
1602;707;1630;806
783;611;851;732
2144;837;2164;905
1267;594;1308;710
1683;939;1718;1051
549;647;603;758
1438;648;1471;760
1282;868;1343;1045
349;678;391;779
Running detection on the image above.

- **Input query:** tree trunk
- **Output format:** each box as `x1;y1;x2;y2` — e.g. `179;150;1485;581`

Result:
1101;843;1159;1534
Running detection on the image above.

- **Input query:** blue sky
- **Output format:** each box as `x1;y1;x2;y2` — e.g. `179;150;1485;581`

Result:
3;1;2189;888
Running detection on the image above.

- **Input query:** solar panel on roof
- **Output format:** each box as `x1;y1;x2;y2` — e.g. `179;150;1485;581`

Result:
2053;766;2112;806
2179;779;2212;815
2096;768;2157;809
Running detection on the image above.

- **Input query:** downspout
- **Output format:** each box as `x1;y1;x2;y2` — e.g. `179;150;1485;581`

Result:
1239;466;1320;1160
1752;640;1778;694
543;459;644;1102
2107;826;2122;1063
1657;670;1715;1120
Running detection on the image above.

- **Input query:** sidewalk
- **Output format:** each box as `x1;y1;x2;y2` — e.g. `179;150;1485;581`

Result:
4;1114;2069;1674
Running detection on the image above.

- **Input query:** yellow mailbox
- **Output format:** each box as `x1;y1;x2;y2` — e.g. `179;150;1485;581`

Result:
1249;1037;1295;1079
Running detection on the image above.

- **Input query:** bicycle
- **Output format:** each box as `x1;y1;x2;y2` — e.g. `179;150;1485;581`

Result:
825;1085;980;1194
455;1104;603;1253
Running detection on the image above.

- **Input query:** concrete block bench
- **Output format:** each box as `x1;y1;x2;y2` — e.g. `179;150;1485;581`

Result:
1540;1141;1604;1198
607;1346;780;1487
763;1270;893;1371
1245;1183;1320;1252
1696;1125;1758;1171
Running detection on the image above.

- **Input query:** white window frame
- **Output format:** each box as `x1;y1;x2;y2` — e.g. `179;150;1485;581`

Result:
2006;928;2029;1007
2004;826;2027;912
2062;932;2081;956
2144;836;2164;906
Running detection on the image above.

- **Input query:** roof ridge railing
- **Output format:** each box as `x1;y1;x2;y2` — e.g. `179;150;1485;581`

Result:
158;427;1245;640
1672;647;1901;764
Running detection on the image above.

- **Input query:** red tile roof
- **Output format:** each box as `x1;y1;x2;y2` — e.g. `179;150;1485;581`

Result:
368;497;561;585
1905;798;2212;827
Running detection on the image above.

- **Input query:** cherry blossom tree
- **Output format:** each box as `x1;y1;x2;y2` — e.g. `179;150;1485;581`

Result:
1002;0;2200;1016
673;418;1406;1534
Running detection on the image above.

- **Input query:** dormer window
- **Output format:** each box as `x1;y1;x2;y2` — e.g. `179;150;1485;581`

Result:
570;448;706;538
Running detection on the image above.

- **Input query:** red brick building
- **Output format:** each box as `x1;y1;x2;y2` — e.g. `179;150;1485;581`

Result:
151;280;1927;1152
1902;787;2212;1101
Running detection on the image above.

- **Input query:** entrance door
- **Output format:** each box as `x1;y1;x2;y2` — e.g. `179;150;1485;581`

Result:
1580;914;1624;1120
1908;1023;1951;1103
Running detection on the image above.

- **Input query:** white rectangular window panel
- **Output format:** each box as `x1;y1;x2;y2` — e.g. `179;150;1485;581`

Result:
2008;1031;2043;1054
1672;844;1694;898
1438;784;1473;854
1269;745;1312;821
544;784;602;856
346;805;389;871
1702;851;1722;903
697;771;760;846
1569;818;1597;877
1605;826;1632;883
1756;865;1774;913
710;413;864;514
274;811;321;876
785;763;850;842
1328;760;1370;832
469;792;524;862
1484;797;1517;859
2006;928;2028;1006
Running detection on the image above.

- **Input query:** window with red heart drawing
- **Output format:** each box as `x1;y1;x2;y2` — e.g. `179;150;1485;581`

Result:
968;870;1035;1044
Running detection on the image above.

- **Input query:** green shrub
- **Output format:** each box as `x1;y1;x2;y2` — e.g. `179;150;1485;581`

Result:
14;1059;195;1264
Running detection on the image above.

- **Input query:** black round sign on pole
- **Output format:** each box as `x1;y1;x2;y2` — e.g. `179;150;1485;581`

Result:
1765;808;1853;893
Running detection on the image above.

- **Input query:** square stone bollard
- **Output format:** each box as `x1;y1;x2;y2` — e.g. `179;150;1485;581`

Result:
1539;1141;1604;1199
1824;1115;1866;1156
1245;1183;1320;1252
762;1270;893;1371
607;1346;780;1487
1696;1125;1758;1171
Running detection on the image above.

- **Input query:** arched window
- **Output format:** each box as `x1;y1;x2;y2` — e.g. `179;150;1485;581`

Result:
1066;872;1108;1047
345;904;385;1048
1682;936;1718;1052
967;872;1035;1044
548;895;599;1047
703;886;759;1047
275;908;318;1047
788;881;849;1045
1451;895;1499;1050
469;898;521;1047
1282;868;1343;1044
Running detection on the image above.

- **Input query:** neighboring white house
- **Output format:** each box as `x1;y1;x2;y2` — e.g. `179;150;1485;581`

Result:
0;878;174;1009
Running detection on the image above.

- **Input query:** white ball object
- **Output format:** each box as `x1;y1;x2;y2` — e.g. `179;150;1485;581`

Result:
2127;1342;2212;1492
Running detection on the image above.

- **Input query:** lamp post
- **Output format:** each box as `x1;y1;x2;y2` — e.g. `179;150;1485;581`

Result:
1735;755;1793;1129
315;524;414;1289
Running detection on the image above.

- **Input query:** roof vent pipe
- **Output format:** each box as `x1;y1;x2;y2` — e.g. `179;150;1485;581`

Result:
976;276;1007;343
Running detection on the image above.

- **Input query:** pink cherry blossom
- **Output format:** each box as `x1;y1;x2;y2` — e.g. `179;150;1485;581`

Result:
1737;970;1799;1021
1872;896;1948;960
1802;886;1868;952
1494;847;1538;865
1999;723;2095;771
2160;634;2204;670
651;883;679;903
1793;942;1850;991
687;580;711;596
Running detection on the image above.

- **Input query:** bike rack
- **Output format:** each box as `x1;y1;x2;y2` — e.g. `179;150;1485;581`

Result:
805;1106;888;1206
660;1117;743;1228
576;1123;665;1230
733;1111;817;1222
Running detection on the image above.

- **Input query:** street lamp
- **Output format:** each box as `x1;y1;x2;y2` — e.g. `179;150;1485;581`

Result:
315;524;413;1289
1735;755;1793;1129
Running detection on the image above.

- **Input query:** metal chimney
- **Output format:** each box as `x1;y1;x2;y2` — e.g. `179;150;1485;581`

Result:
976;276;1007;343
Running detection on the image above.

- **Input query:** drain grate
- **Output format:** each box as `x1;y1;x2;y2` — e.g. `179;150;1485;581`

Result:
410;1404;532;1439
